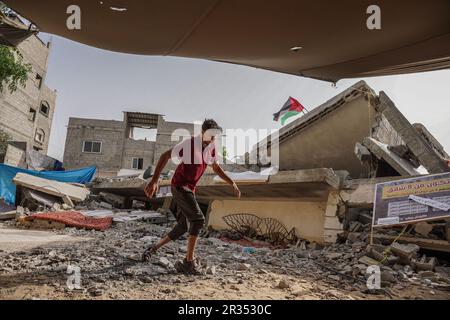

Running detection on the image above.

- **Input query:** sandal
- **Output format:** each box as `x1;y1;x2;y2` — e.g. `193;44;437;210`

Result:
142;245;158;262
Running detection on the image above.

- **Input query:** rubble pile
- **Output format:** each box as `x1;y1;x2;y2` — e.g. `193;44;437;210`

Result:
1;218;449;299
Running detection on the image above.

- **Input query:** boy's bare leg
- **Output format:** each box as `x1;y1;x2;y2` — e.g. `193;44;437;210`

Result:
154;235;171;250
186;235;198;262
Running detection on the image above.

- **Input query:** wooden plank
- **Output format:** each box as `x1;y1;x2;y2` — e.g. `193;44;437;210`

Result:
13;173;90;202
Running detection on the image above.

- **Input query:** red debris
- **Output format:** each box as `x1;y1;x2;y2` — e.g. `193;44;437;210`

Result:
25;211;112;231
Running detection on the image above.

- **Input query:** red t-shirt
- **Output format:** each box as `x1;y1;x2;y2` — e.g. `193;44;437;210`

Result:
171;136;216;192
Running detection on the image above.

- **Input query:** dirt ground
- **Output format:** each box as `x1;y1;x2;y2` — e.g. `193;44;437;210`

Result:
0;222;449;300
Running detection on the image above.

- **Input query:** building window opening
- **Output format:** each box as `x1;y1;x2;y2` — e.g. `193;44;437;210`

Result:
29;108;36;121
132;157;144;170
83;141;102;153
131;127;157;142
35;74;43;89
34;128;45;143
40;101;50;117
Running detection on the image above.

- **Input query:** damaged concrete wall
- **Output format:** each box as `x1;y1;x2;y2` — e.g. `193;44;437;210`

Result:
121;139;156;170
4;144;26;168
63;115;195;176
372;113;405;147
63;118;125;176
278;92;376;178
208;199;327;243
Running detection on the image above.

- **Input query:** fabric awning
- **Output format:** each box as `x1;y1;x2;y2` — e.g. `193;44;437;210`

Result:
5;0;450;82
0;11;36;47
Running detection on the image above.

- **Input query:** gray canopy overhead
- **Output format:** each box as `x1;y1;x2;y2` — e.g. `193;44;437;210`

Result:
0;11;37;46
5;0;450;82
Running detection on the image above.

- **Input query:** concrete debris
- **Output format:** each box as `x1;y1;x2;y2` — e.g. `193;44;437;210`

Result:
414;222;434;238
276;279;290;290
390;242;420;264
411;257;436;272
99;192;126;209
13;173;90;202
0;210;16;221
0;218;449;300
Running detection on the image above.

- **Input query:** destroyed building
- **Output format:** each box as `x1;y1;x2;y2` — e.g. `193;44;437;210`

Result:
63;112;194;177
92;81;450;248
0;15;57;166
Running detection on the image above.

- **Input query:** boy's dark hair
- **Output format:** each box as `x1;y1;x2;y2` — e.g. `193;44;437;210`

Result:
202;119;222;133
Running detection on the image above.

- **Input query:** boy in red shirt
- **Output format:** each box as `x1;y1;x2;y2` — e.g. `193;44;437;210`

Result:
143;119;241;274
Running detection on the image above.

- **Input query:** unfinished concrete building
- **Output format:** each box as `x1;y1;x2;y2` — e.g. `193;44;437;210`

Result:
0;16;57;166
92;82;450;248
63;112;194;177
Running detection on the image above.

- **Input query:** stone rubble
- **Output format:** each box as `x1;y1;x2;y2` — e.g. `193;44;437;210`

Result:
0;217;449;299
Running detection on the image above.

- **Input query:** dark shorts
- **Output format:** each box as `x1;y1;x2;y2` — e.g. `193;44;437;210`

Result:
167;186;205;240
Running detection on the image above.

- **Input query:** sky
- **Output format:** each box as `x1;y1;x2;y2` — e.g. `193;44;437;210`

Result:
41;34;450;162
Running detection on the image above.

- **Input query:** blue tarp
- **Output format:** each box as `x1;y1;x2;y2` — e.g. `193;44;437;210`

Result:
0;164;96;205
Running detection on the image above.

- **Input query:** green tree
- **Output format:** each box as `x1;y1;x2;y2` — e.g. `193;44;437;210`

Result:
0;129;11;155
0;2;32;93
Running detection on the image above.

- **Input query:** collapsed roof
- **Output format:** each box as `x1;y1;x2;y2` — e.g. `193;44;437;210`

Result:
5;0;450;82
255;81;450;178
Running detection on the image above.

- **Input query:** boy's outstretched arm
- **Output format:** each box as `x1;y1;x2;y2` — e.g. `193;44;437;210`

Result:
144;149;172;198
212;163;241;199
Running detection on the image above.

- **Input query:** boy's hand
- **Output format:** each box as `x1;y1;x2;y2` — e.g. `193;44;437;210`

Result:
144;181;159;198
232;182;241;199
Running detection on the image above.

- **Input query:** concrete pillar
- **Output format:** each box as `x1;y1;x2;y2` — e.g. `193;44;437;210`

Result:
323;191;344;243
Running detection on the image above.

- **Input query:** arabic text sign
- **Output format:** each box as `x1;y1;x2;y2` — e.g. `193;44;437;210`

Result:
373;173;450;227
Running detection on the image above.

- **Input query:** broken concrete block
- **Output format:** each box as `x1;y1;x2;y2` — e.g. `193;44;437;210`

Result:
390;242;420;264
157;257;173;269
381;270;397;283
355;142;371;162
324;252;343;260
349;221;364;232
99;202;113;210
62;195;74;208
367;247;385;263
62;204;72;210
206;265;216;275
276;279;290;289
346;232;360;243
237;263;251;271
411;257;436;272
99;192;126;208
51;203;61;212
414;222;433;237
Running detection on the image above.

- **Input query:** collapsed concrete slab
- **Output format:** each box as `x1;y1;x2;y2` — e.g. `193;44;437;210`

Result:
13;173;90;202
376;92;450;174
362;137;424;176
255;81;449;179
92;168;344;244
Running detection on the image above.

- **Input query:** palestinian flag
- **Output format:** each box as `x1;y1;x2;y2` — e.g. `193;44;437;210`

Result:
273;97;306;125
